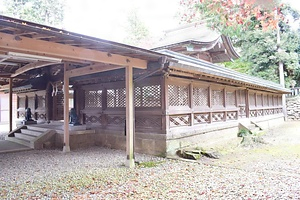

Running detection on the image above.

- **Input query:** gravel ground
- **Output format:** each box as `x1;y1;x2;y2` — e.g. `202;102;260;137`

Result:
0;121;300;199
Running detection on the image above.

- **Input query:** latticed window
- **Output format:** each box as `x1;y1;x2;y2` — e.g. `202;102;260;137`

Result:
212;89;224;107
168;84;189;107
107;88;126;108
28;96;35;109
278;96;283;105
19;97;26;108
193;87;208;107
238;90;246;105
85;90;102;108
226;91;236;107
134;87;141;107
249;93;255;107
134;85;161;107
274;96;279;106
37;96;45;108
263;95;268;106
257;94;262;107
270;95;274;106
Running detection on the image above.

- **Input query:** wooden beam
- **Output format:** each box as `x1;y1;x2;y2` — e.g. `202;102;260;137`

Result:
0;32;147;69
63;62;70;153
9;78;13;132
66;64;124;78
11;61;58;77
0;84;9;91
125;65;135;168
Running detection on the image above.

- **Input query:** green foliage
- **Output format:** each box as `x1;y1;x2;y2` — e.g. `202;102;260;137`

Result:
238;129;251;137
180;1;300;85
138;161;164;168
224;59;252;74
2;0;65;26
123;9;150;47
236;28;300;84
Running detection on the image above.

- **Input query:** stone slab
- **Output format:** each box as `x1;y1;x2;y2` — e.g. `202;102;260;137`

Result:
0;140;32;154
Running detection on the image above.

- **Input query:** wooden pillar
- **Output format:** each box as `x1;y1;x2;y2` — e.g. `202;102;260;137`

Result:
223;88;227;121
208;86;212;123
189;83;194;126
125;65;135;168
9;78;13;132
245;90;250;118
63;63;70;152
162;76;169;133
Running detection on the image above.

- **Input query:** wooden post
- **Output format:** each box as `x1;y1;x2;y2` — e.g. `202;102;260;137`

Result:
63;63;70;153
125;65;135;168
163;76;170;132
189;83;194;126
208;86;212;123
9;78;13;132
245;90;250;118
223;88;227;121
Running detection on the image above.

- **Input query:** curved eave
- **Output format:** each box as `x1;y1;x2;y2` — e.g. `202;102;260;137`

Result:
151;38;221;52
221;35;240;60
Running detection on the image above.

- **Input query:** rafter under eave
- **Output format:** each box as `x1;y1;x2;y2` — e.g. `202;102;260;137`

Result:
66;64;124;78
11;61;59;78
0;32;147;69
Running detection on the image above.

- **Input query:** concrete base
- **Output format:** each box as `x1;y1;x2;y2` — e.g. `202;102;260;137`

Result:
55;130;96;150
166;115;285;156
0;140;32;153
125;158;135;168
63;145;70;153
94;129;166;156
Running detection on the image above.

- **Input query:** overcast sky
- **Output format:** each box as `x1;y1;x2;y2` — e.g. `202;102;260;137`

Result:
0;0;299;43
63;0;181;43
63;0;300;43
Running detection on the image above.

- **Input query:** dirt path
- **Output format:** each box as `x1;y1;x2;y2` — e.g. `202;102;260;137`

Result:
203;121;300;176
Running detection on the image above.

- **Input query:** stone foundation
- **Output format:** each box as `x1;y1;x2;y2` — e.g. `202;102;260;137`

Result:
166;115;285;156
94;129;166;156
287;96;300;120
52;114;284;155
251;114;284;129
166;122;240;156
55;130;96;150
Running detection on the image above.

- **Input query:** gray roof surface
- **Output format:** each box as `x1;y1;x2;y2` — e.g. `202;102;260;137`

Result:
159;50;290;93
153;22;221;48
152;22;239;63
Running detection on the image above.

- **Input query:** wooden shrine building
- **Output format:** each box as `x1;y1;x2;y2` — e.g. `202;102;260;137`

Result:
0;16;289;163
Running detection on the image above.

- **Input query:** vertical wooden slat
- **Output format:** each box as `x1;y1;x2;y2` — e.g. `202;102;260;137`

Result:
63;62;70;153
190;83;194;126
102;87;107;126
208;86;212;123
102;87;107;110
234;90;238;119
161;76;168;133
9;78;13;132
245;90;250;118
125;65;135;168
223;88;227;121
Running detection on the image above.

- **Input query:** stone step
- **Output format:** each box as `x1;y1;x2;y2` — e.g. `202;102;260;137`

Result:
26;126;49;132
5;137;32;148
14;133;36;142
250;127;261;133
21;129;43;137
247;124;256;130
